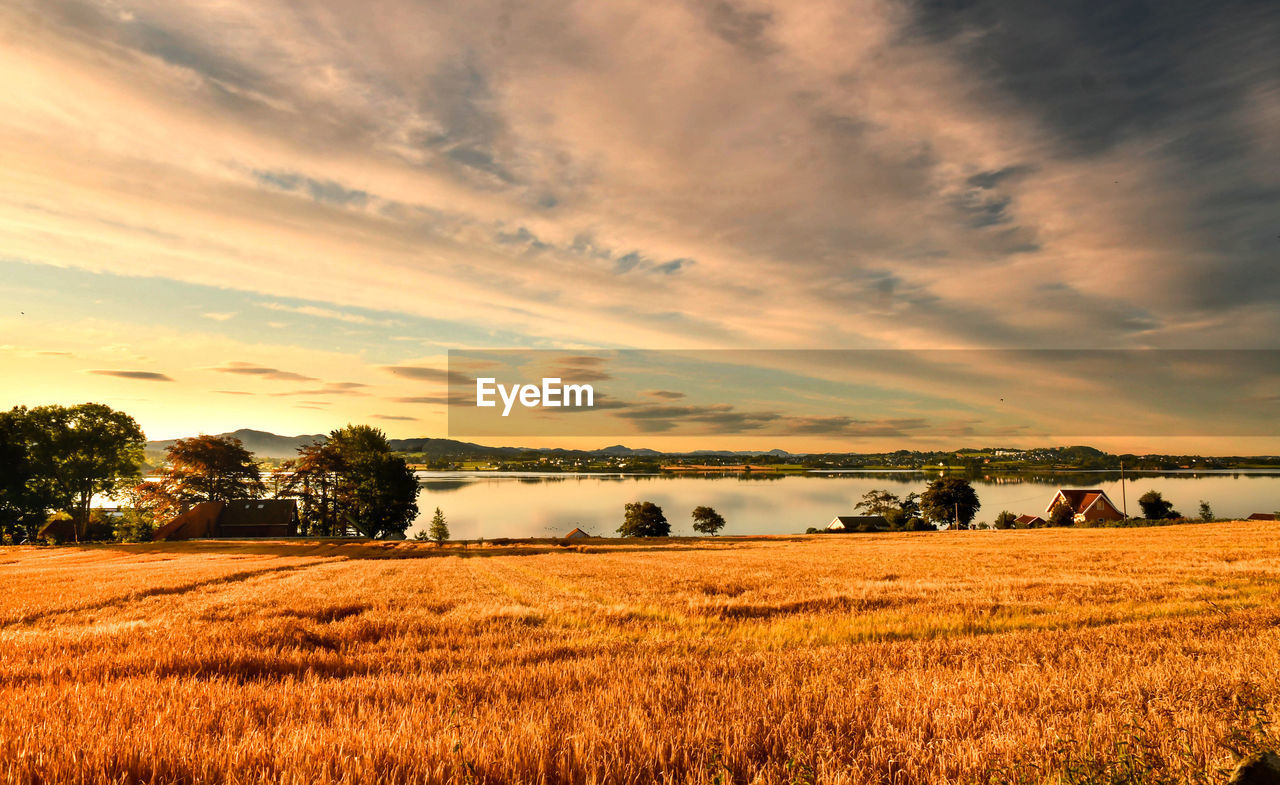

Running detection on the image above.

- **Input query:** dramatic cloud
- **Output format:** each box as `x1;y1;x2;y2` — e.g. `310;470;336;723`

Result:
1;0;1276;447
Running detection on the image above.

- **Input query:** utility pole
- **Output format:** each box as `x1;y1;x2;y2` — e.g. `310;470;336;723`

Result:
955;501;961;530
1120;461;1128;519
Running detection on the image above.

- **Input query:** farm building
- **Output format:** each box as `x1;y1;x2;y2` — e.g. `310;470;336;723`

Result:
564;527;591;540
1247;513;1277;521
826;515;886;531
1014;514;1046;527
1045;489;1124;524
153;500;299;541
36;516;78;543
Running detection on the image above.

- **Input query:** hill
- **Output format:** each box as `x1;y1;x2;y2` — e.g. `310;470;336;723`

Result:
147;429;326;459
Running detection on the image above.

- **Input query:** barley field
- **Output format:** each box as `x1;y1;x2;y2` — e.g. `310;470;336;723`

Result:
3;523;1279;784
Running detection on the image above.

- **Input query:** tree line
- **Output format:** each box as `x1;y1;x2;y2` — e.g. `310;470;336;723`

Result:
1;403;420;544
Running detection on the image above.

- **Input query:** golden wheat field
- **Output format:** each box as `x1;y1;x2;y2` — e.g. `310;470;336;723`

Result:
3;523;1280;785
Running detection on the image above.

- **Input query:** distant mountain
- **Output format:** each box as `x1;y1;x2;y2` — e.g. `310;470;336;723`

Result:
683;448;793;457
147;430;794;460
387;437;530;458
597;444;663;457
147;429;326;459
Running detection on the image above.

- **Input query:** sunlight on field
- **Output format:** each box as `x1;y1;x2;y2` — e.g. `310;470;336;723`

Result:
2;524;1279;784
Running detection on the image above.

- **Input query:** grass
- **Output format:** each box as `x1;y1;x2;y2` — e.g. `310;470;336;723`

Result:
2;522;1279;783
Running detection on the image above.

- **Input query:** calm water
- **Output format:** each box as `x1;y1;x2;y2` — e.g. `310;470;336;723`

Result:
409;470;1280;539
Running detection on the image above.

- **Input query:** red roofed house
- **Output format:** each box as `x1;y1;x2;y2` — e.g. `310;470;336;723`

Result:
1046;489;1125;524
1014;514;1046;528
1247;513;1277;521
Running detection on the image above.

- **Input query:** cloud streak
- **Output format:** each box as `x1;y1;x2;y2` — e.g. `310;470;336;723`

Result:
211;362;316;382
90;369;174;381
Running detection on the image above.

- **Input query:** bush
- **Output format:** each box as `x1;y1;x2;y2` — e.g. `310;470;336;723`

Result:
1048;503;1076;527
113;508;155;542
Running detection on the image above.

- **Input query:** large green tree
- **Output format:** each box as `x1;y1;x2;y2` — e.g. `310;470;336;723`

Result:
919;476;981;529
283;425;419;539
20;403;146;541
618;501;669;537
0;407;59;542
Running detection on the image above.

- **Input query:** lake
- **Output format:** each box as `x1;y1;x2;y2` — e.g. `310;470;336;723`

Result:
409;470;1280;539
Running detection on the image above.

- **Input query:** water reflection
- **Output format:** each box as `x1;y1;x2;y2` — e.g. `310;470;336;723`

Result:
410;470;1280;540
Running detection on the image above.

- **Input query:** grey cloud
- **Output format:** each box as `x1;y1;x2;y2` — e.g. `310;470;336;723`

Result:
89;369;174;381
701;0;776;58
653;258;692;275
391;393;473;405
787;416;931;437
967;166;1033;190
381;365;474;385
615;403;782;433
643;390;687;400
213;362;316;382
907;0;1280;311
268;383;370;397
254;170;369;208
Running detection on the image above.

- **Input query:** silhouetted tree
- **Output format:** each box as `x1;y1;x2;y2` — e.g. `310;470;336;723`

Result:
691;505;726;535
134;435;265;518
618;501;669;537
920;477;980;529
900;492;921;520
1198;500;1213;522
993;510;1017;529
1138;490;1177;520
855;489;900;518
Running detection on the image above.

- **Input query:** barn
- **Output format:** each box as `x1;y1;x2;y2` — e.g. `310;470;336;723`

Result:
564;527;591;540
153;500;299;541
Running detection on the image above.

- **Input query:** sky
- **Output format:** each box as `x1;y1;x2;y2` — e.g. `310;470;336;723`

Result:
1;0;1277;451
